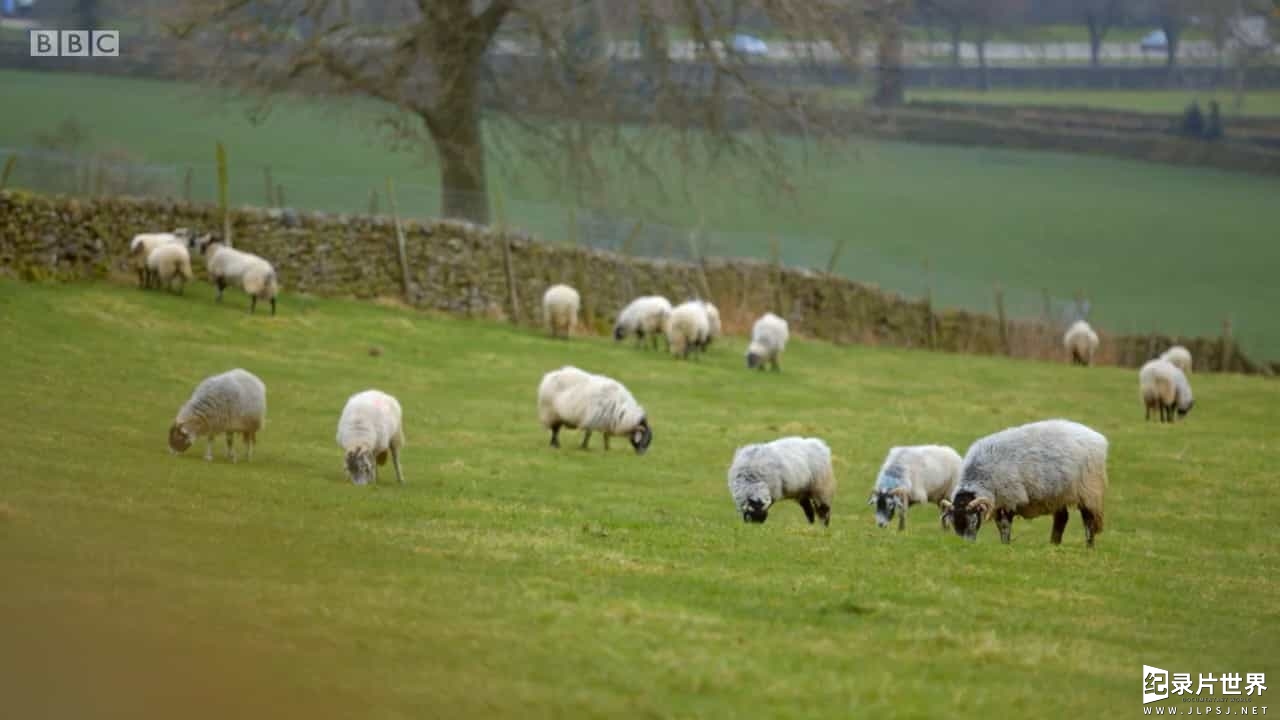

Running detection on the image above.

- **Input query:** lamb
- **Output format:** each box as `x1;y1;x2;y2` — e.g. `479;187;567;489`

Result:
145;243;193;295
746;312;789;371
542;284;580;339
728;436;836;526
194;235;279;315
613;295;672;350
867;445;962;531
336;390;405;485
1063;320;1099;366
1139;359;1194;423
537;365;652;453
665;301;710;360
700;300;721;350
940;419;1108;547
168;368;266;463
129;228;189;288
1160;345;1193;375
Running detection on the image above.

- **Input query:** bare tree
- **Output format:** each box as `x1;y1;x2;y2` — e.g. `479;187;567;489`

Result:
919;0;1023;90
1080;0;1127;68
168;0;862;225
1144;0;1194;71
869;0;909;106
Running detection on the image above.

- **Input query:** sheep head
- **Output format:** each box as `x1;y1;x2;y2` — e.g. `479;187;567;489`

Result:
869;487;910;528
168;423;193;454
345;446;376;485
629;418;652;456
944;491;993;541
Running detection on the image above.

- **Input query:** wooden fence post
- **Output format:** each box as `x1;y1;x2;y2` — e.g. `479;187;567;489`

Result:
769;235;784;316
1220;317;1233;372
182;167;193;203
385;177;411;301
494;190;520;325
994;285;1010;356
620;220;643;300
0;154;15;191
687;226;712;302
924;258;936;350
368;187;380;216
276;184;286;208
215;141;232;247
826;236;847;274
264;166;274;206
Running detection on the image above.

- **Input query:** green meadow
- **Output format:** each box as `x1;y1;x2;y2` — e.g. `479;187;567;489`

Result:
1;280;1277;718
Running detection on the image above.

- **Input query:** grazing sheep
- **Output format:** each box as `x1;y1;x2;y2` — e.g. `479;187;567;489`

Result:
746;312;789;371
1139;359;1194;423
1063;320;1099;366
543;284;580;339
537;365;652;453
867;445;962;531
940;419;1108;547
613;295;672;350
194;235;279;315
700;300;721;350
168;368;266;463
728;436;836;526
145;243;193;295
129;229;189;288
665;301;710;360
1160;345;1193;375
336;390;405;485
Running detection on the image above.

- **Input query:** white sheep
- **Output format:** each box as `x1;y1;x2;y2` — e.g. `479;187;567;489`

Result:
336;390;405;485
194;235;279;315
665;301;710;360
940;419;1108;547
728;436;836;526
129;228;189;288
1160;345;1193;375
1063;320;1099;366
537;365;652;453
613;295;672;350
1139;359;1194;423
542;284;580;339
145;243;193;295
700;300;721;350
168;368;266;463
867;445;962;531
746;312;789;371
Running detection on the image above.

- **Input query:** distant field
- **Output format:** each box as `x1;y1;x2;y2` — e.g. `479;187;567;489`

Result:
4;69;1280;360
906;88;1280;117
1;280;1277;718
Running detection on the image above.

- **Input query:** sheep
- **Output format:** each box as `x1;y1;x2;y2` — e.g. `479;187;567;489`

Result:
867;445;962;531
613;295;672;351
940;419;1108;548
745;312;789;372
336;390;405;485
129;228;189;288
699;300;721;350
1139;359;1194;423
168;368;266;463
728;436;836;526
542;284;580;339
145;243;193;295
665;301;710;360
1160;345;1193;375
194;235;279;315
1063;320;1099;366
537;365;652;454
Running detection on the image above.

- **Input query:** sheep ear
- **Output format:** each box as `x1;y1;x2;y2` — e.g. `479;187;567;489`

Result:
939;499;953;511
866;493;876;507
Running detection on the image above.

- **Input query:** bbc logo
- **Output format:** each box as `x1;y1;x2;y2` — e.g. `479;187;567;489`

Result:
30;30;119;57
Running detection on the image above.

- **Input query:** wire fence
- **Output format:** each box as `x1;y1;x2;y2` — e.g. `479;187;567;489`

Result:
0;143;1258;359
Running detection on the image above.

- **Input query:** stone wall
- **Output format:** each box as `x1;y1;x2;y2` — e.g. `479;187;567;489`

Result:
0;190;1270;375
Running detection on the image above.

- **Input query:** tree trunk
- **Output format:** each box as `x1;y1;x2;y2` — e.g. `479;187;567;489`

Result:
431;64;490;224
1086;16;1103;69
873;2;905;107
1163;23;1181;71
949;23;962;68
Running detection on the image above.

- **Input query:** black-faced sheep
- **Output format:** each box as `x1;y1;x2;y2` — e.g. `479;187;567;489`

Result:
542;284;580;339
665;301;709;360
537;366;652;454
169;368;266;462
1140;359;1194;423
728;436;836;526
1160;345;1193;375
1063;320;1099;366
193;235;279;315
614;296;672;350
336;390;405;485
746;312;789;371
868;444;962;531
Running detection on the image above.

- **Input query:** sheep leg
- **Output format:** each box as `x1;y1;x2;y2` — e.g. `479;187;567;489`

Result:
898;506;906;532
996;509;1015;544
549;423;562;448
799;497;816;524
1079;506;1101;548
391;445;404;484
244;431;254;461
1145;405;1151;421
250;296;258;314
225;432;237;463
580;430;592;450
1050;509;1070;545
204;437;213;462
771;358;780;372
270;297;277;316
814;501;831;527
603;434;610;451
214;277;226;301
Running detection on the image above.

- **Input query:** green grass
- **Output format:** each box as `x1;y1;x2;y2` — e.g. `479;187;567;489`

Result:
906;88;1280;117
4;70;1280;362
1;280;1277;718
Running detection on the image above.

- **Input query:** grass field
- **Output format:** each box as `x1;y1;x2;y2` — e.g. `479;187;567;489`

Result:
1;279;1277;718
903;88;1280;117
4;70;1280;362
